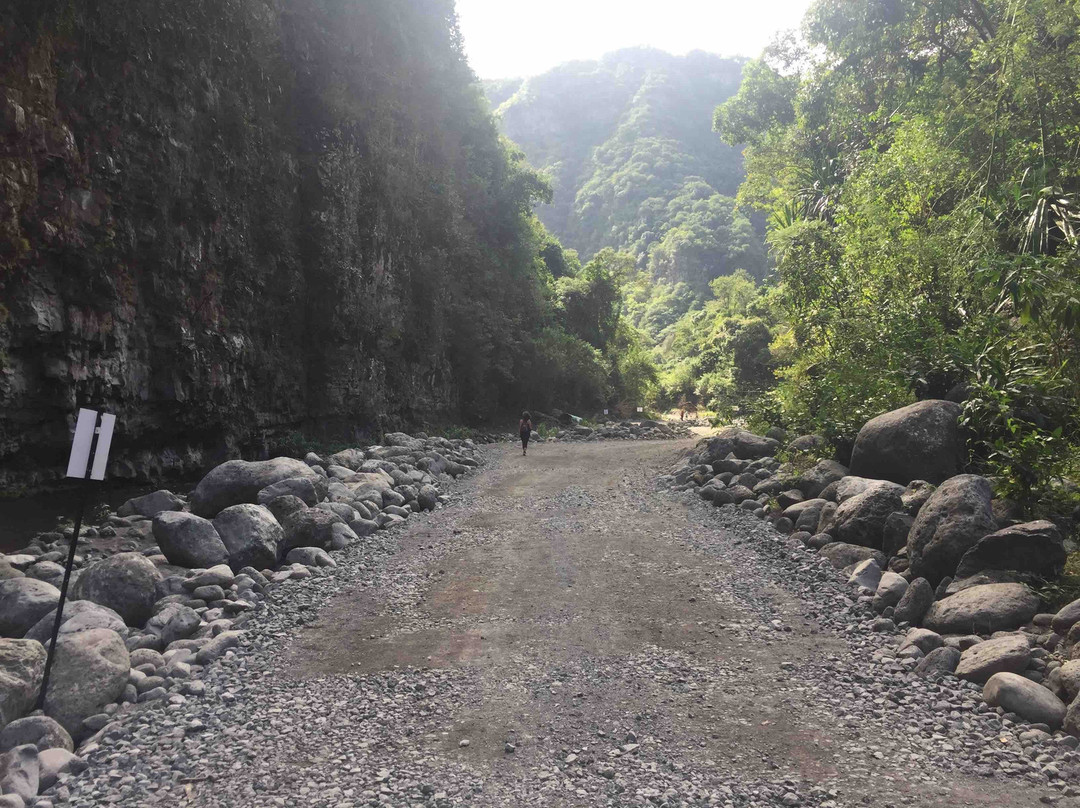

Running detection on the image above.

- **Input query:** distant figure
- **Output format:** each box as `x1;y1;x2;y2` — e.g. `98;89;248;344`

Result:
519;411;533;456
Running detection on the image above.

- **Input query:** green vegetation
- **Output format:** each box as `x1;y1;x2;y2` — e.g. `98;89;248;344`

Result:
695;0;1080;517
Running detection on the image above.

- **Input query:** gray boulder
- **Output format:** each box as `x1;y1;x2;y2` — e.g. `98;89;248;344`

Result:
38;746;86;790
898;627;942;655
849;399;964;485
892;578;935;625
797;460;848;499
0;716;71;753
882;512;914;557
190;458;319;517
873;572;909;612
907;475;996;584
819;543;886;570
152;512;229;569
0;640;46;729
1053;598;1080;635
954;520;1065;580
835;476;905;504
831;487;904;549
257;477;319;508
954;634;1032;682
145;604;201;646
42;628;129;737
0;744;38;803
213;504;284;572
916;646;961;678
922;582;1038;634
0;579;60;639
690;428;779;464
787;434;826;455
349;518;380;537
286;547;336;568
901;481;936;516
782;499;829;534
983;672;1066;729
70;553;162;627
117;490;184;518
265;494;308;523
23;601;126;645
847;559;882;590
327;448;366;470
281;509;344;552
25;561;64;589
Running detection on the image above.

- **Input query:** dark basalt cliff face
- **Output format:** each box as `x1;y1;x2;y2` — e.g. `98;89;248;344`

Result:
0;0;541;491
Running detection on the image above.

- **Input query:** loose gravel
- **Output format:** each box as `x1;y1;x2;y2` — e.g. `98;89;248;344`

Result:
53;441;1075;807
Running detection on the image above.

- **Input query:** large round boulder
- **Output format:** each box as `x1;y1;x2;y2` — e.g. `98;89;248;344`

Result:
42;628;129;737
782;499;829;534
983;672;1066;729
152;512;229;569
190;457;319;517
690;428;779;465
954;520;1065;580
281;509;345;552
23;601;126;645
849;400;964;485
70;552;162;627
0;579;60;639
907;475;996;584
921;583;1039;634
954;634;1032;682
830;486;904;549
0;639;46;729
213;504;284;571
0;715;72;753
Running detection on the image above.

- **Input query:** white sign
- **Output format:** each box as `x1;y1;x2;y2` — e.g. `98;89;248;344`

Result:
637;406;644;413
66;409;115;481
603;409;609;415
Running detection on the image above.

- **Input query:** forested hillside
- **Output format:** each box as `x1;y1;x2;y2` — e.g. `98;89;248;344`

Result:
690;0;1079;515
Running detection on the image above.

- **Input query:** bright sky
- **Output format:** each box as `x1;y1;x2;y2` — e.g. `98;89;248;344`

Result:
455;0;815;79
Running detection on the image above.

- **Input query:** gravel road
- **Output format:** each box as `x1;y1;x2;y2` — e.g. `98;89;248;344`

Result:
63;440;1076;807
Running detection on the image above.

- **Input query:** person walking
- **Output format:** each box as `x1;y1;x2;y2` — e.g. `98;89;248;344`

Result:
519;411;533;456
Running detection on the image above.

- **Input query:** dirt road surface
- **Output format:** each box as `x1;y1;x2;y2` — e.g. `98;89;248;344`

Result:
160;441;1065;806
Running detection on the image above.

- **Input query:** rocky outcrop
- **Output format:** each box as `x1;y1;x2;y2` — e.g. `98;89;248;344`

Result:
848;400;965;485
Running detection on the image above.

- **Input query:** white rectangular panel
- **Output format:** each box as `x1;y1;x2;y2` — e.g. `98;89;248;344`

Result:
89;413;115;480
66;409;98;479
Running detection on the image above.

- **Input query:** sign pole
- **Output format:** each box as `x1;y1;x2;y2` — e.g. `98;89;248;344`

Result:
36;409;115;712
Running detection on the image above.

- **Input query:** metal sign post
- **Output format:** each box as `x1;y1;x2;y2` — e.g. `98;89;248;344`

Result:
36;409;115;711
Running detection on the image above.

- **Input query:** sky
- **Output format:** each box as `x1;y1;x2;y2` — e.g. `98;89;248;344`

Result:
455;0;815;79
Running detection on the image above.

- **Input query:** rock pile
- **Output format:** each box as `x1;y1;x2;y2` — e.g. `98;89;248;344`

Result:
662;402;1080;739
528;419;692;444
0;432;481;806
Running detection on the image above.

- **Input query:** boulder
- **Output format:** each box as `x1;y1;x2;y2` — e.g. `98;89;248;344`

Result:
901;481;936;516
898;627;943;655
190;458;319;517
0;579;60;638
0;716;71;753
286;547;336;568
256;477;319;508
327;448;366;470
849;399;964;485
892;578;935;626
70;553;162;627
907;475;996;584
782;499;829;534
281;509;345;552
873;572;909;612
25;562;64;589
945;570;1035;596
37;746;85;790
882;512;914;557
835;476;905;504
0;560;22;581
847;559;882;591
145;604;201;646
796;460;848;499
152;512;229;569
818;543;886;571
213;504;284;572
954;634;1032;682
916;646;961;678
0;640;45;729
0;744;38;803
23;601;126;645
690;428;779;464
983;672;1066;729
42;628;129;737
787;434;827;455
954;520;1065;580
117;490;184;518
922;583;1038;635
831;487;904;549
265;494;308;523
1053;599;1080;635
